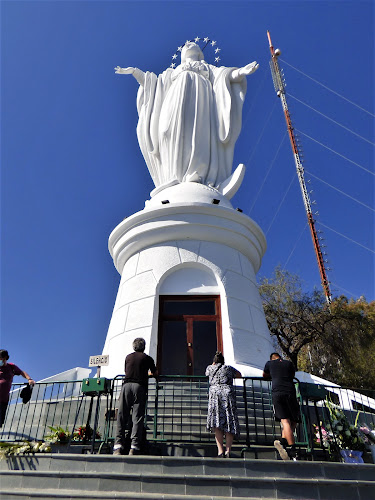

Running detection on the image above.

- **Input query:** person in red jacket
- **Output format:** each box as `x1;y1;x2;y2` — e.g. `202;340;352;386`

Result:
0;349;35;427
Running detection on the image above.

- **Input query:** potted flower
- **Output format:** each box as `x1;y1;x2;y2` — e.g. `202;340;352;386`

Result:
44;426;71;452
325;399;366;463
72;425;101;442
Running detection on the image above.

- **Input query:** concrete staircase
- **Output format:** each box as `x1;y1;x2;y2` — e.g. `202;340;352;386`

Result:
1;453;374;499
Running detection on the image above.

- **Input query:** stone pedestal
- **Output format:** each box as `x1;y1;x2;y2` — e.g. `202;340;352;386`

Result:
101;183;273;378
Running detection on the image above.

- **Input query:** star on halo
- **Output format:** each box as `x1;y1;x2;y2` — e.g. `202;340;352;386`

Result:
171;37;222;66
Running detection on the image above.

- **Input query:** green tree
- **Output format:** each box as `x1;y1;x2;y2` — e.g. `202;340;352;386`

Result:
300;296;375;389
259;267;375;389
259;266;332;368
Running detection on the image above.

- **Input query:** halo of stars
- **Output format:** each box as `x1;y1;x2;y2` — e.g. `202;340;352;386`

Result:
170;37;222;68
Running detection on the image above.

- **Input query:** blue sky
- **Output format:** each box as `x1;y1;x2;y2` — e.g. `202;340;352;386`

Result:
1;1;374;382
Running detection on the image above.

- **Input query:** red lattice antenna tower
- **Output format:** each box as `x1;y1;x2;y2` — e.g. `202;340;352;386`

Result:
267;31;332;305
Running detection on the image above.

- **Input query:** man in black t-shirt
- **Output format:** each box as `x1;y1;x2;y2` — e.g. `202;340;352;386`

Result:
263;352;300;461
113;338;157;456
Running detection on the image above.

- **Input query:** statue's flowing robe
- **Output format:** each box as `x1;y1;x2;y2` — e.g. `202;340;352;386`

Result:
136;61;247;189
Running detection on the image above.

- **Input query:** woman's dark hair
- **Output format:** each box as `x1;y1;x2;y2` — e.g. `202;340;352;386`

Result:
213;351;224;364
0;349;9;360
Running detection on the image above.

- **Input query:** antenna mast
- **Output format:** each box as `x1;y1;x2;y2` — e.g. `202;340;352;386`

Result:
267;31;332;305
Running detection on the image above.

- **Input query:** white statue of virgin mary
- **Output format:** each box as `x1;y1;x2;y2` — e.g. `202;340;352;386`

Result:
115;41;258;196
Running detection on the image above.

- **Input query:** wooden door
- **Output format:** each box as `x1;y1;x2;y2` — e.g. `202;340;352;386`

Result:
158;296;222;375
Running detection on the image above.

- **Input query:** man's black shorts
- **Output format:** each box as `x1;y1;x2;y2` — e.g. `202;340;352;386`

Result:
272;392;301;423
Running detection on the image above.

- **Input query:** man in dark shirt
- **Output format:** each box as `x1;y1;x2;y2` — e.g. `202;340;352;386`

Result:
263;352;300;460
113;338;157;455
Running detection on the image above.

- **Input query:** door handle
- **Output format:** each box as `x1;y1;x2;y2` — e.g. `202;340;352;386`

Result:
188;343;192;347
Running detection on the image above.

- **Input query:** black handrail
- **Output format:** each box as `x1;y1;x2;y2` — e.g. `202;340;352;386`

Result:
2;377;373;458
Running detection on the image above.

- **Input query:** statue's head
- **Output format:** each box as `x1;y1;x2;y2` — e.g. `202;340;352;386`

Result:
181;42;204;63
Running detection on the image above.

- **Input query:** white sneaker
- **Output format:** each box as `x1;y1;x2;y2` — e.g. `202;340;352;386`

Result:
274;440;290;461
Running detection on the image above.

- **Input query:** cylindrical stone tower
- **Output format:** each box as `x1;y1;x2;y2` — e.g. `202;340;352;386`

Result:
100;182;273;378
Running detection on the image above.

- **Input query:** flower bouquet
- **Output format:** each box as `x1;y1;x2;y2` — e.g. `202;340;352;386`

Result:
0;440;51;460
357;423;375;446
357;420;375;464
324;399;365;463
313;423;334;449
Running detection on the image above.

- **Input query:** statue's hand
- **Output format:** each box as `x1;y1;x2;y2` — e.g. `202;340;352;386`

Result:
239;61;259;76
230;61;259;82
114;66;135;74
114;66;145;86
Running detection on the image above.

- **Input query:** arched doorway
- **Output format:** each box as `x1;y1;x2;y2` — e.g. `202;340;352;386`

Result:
157;295;222;375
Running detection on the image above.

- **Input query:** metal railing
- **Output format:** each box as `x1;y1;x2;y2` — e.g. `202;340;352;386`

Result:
298;382;375;458
0;376;306;449
299;383;375;424
3;377;372;456
241;377;309;449
1;380;112;444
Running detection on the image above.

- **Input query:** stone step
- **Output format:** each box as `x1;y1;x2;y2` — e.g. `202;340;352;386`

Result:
145;428;275;440
0;489;273;500
1;464;374;500
2;454;375;499
147;442;276;459
46;441;308;460
147;443;320;461
2;454;375;480
149;429;276;440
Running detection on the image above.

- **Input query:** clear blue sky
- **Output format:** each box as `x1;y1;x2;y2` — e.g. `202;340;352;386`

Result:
1;1;374;382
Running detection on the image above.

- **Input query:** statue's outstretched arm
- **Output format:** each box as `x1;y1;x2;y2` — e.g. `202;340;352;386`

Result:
230;61;259;82
114;66;145;86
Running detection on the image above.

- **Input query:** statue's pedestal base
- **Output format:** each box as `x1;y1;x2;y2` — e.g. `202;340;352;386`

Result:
101;183;272;378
